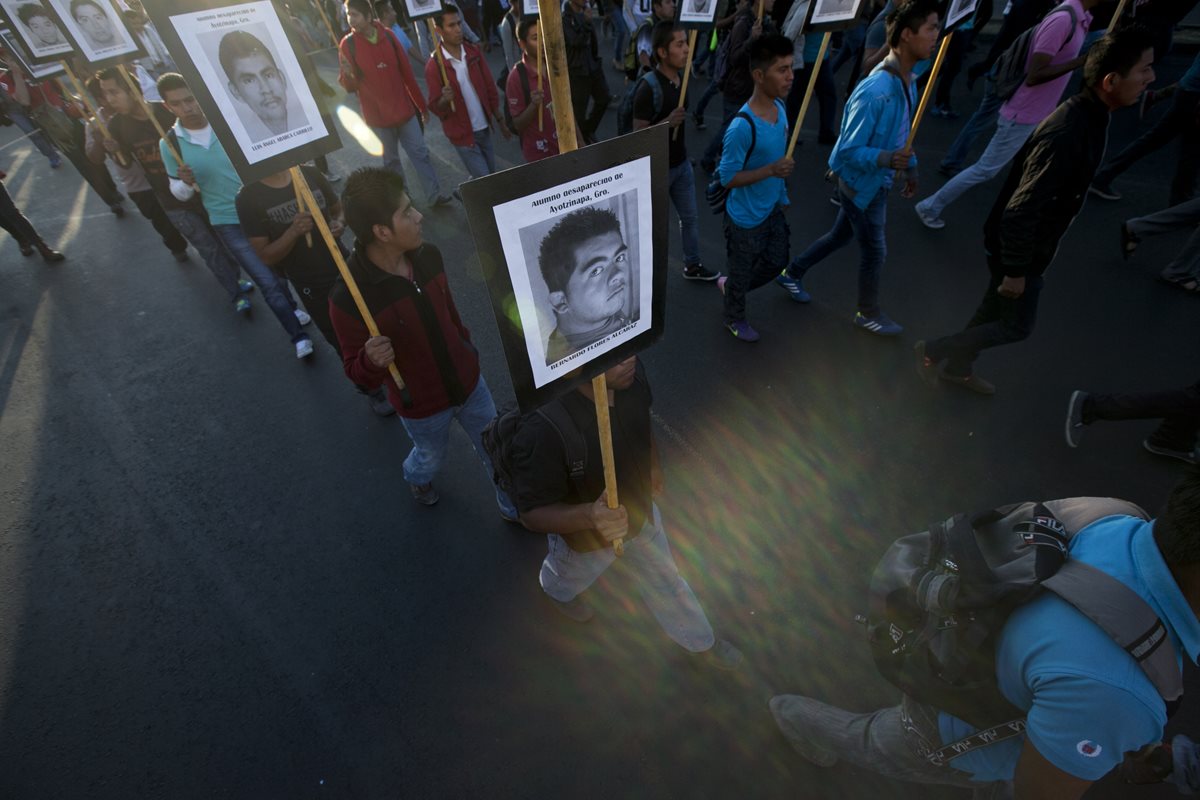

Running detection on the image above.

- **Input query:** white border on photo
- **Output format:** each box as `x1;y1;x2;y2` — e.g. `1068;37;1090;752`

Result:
809;0;863;27
522;0;538;17
493;157;654;390
168;1;325;164
0;0;74;59
944;0;979;30
405;0;440;20
0;26;65;76
677;0;717;26
46;0;137;61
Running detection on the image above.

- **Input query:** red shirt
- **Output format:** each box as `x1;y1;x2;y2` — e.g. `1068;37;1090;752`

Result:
337;23;426;128
506;58;558;163
423;41;499;148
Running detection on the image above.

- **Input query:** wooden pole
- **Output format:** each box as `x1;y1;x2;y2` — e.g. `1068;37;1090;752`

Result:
785;31;830;158
312;0;339;47
902;32;952;153
536;27;543;131
756;0;764;22
1108;0;1131;35
428;18;456;112
292;172;314;248
673;29;698;141
538;0;622;554
62;62;127;167
290;166;409;398
116;64;183;167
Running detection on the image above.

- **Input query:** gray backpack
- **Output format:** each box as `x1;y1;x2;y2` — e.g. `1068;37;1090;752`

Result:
865;497;1182;765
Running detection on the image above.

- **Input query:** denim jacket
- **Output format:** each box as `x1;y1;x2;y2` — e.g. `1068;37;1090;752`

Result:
828;59;918;210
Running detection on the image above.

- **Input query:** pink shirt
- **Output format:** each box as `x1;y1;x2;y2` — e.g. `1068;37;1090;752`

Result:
999;0;1092;125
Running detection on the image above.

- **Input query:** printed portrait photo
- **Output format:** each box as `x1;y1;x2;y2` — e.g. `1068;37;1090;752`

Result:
945;0;979;29
677;0;717;25
205;26;304;141
46;0;140;62
0;0;74;60
405;0;439;19
0;26;65;77
808;0;864;27
522;0;538;17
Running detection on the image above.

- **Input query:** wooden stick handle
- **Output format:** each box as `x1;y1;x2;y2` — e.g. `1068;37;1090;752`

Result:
1109;0;1131;34
536;30;543;131
591;374;623;556
429;19;456;112
64;62;126;167
903;32;951;152
115;64;184;168
673;30;698;141
313;0;339;47
756;0;764;22
537;0;579;150
292;174;314;247
290;167;408;398
785;31;830;159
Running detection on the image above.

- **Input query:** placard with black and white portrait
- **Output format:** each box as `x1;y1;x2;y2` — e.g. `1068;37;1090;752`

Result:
0;26;66;77
45;0;143;65
944;0;979;30
807;0;866;30
0;0;74;63
677;0;718;27
461;127;669;412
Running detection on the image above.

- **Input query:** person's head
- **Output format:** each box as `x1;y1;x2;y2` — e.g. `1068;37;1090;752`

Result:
651;0;675;21
121;8;145;32
1084;25;1156;110
157;72;207;127
1155;468;1200;580
17;3;63;47
374;0;396;26
344;0;373;33
218;31;288;130
70;0;115;45
652;22;687;71
341;167;424;251
97;65;139;115
886;0;940;60
539;206;629;328
434;4;463;46
517;15;539;57
568;0;588;12
748;33;793;100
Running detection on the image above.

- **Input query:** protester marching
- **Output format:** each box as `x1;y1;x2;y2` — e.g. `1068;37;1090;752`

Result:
2;0;1200;795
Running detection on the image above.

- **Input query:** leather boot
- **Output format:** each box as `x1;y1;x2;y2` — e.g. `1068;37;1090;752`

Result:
36;240;65;263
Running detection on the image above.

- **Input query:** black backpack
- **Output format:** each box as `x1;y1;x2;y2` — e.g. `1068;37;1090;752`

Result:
615;70;663;136
482;402;589;500
502;62;531;136
865;497;1182;765
990;3;1078;101
704;109;760;215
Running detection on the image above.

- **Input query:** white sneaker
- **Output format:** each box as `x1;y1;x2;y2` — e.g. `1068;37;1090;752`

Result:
915;200;946;230
294;308;312;326
295;338;314;359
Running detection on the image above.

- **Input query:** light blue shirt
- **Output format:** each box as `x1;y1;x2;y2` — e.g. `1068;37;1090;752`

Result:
160;122;244;225
717;98;789;229
828;63;917;209
939;516;1200;782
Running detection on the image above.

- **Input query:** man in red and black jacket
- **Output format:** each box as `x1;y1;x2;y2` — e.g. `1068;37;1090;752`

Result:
330;167;517;517
425;3;510;179
338;0;454;206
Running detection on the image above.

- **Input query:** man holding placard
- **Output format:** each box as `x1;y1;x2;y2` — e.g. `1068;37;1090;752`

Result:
777;0;937;338
506;16;558;163
562;0;609;144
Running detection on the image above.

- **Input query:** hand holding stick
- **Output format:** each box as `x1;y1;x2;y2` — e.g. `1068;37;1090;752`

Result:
428;19;455;112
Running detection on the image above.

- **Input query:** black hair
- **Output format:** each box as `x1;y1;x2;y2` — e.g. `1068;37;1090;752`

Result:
650;20;681;65
517;14;538;43
434;3;460;27
16;2;53;26
344;0;373;18
156;71;189;97
341;167;409;245
96;65;139;94
748;32;792;74
538;206;622;294
1154;468;1200;567
1083;24;1155;89
651;0;670;14
374;0;394;14
218;30;277;83
69;0;104;22
886;0;939;49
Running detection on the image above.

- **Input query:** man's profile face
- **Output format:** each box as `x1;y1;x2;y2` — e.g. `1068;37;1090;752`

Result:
437;12;463;47
228;52;288;132
27;13;64;46
520;23;539;57
653;0;675;19
75;2;115;45
376;193;423;251
552;231;629;325
162;86;206;127
99;77;135;114
1107;48;1156;108
345;6;369;34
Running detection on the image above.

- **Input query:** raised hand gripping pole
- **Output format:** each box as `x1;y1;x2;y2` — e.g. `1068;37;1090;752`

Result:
290;166;410;403
115;64;182;168
63;62;127;168
785;31;830;158
537;0;623;555
428;18;456;112
292;176;314;248
673;30;698;142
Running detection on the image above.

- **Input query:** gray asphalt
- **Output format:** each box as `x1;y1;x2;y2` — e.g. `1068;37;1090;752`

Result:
0;34;1197;799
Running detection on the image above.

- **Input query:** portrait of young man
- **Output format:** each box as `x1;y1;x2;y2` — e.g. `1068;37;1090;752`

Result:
69;0;115;49
217;28;303;142
11;0;71;54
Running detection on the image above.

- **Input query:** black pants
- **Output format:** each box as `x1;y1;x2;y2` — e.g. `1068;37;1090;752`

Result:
1086;380;1200;451
787;61;838;141
934;29;974;108
291;279;340;350
1093;89;1199;206
129;190;188;254
723;207;789;323
569;69;610;141
0;178;41;245
925;266;1045;378
64;120;122;206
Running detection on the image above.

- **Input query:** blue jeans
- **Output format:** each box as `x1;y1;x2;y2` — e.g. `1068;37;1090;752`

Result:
454;126;496;179
610;8;628;63
668;160;700;267
371;116;445;202
213;224;308;343
941;78;1001;172
165;208;245;303
8;107;58;161
788;182;888;315
695;78;721;119
399;376;516;518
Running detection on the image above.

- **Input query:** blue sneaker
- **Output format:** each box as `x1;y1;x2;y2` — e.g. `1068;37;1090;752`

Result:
853;311;903;336
776;271;811;303
726;320;761;342
237;279;255;294
234;297;251;313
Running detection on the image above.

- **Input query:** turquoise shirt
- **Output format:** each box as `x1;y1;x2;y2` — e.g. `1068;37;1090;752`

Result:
827;63;917;210
159;122;243;226
939;516;1200;782
717;98;789;229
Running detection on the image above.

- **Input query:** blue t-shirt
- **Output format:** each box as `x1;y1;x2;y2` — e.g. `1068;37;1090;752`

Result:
1180;54;1200;93
717;98;789;229
939;516;1200;783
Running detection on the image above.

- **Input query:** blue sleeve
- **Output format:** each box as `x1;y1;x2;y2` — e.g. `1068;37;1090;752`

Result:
1024;676;1164;780
836;91;888;171
392;25;413;50
717;116;752;187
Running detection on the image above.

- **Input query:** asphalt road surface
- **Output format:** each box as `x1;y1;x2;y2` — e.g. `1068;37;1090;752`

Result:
1;35;1198;800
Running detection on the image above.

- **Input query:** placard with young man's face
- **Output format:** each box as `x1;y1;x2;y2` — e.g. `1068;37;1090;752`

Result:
0;0;74;64
0;26;65;76
45;0;145;67
806;0;868;31
142;0;340;183
462;127;669;412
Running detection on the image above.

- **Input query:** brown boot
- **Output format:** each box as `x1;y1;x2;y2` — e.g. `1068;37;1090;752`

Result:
36;241;65;263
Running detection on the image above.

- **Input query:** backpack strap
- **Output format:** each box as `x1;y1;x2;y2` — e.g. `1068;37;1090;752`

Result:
733;110;756;170
926;718;1028;767
534;402;588;495
517;61;531;106
1042;560;1183;702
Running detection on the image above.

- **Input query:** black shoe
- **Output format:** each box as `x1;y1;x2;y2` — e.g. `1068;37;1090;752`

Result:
682;263;720;281
110;203;126;218
410;482;440;505
693;114;707;130
172;250;189;263
939;370;996;395
913;341;940;387
1064;390;1089;448
1144;439;1199;465
18;239;34;257
937;163;961;178
37;241;65;262
1120;222;1140;261
366;386;396;417
547;593;594;623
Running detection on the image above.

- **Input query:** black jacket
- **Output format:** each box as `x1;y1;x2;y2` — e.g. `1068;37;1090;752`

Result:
984;90;1111;278
562;4;601;75
722;10;778;103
